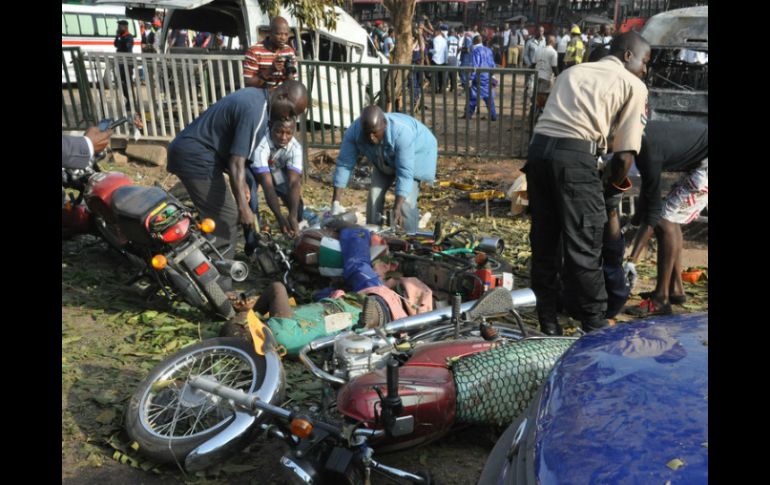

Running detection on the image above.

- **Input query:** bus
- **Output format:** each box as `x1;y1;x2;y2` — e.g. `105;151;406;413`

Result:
62;3;142;84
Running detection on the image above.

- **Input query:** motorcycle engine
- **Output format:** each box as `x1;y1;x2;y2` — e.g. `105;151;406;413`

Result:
332;332;390;381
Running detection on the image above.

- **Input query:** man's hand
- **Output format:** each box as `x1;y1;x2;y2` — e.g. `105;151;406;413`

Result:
623;261;638;290
287;217;299;237
392;207;404;228
238;206;255;227
85;127;112;153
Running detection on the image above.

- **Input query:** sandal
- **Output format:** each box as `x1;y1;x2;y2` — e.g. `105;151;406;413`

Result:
626;298;673;317
639;291;687;305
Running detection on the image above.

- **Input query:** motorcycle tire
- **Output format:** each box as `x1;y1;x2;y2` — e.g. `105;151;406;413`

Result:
201;278;235;319
125;337;265;465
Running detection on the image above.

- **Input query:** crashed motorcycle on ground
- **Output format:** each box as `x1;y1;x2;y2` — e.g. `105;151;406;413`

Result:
125;287;576;483
62;118;247;319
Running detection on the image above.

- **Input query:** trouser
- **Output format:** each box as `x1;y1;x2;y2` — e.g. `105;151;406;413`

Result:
117;63;134;112
524;135;608;328
557;53;565;72
447;60;458;91
430;60;445;91
367;167;421;233
243;169;304;255
511;46;524;67
176;173;239;258
467;82;497;120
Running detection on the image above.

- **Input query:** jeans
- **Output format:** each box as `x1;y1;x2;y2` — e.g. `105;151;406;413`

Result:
366;167;421;233
177;173;238;258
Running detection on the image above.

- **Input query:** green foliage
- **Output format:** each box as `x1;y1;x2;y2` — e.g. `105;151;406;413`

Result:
259;0;343;31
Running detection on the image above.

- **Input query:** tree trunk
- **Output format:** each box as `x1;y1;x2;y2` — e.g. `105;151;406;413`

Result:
383;0;416;112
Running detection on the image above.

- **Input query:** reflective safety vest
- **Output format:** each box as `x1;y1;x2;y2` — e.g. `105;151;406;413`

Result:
564;38;585;65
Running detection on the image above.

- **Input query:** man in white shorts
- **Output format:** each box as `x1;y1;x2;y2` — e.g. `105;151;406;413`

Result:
625;121;708;316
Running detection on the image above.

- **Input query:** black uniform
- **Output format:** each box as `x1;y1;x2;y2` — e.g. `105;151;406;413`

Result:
114;30;135;111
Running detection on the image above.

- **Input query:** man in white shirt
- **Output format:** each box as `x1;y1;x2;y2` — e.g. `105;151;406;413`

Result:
431;30;448;92
524;26;546;68
678;49;708;64
502;22;513;66
535;35;559;95
557;27;570;71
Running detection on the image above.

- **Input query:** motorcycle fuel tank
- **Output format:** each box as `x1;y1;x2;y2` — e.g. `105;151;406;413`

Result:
337;365;457;451
335;339;494;451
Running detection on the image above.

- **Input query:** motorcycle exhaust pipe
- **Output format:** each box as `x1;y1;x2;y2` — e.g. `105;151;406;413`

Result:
214;259;249;282
478;236;505;255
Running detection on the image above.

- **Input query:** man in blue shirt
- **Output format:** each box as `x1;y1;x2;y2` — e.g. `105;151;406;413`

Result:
167;81;307;257
331;107;437;233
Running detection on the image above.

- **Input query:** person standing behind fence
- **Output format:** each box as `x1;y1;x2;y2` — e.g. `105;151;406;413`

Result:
243;17;297;89
524;31;650;335
430;28;448;93
446;27;460;93
330;106;438;233
535;35;559;102
512;22;528;67
168;28;189;48
460;35;497;121
502;22;513;67
114;20;135;112
459;27;474;93
564;26;585;68
383;28;395;60
557;27;570;71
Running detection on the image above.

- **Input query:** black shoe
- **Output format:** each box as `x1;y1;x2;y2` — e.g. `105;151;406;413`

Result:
540;321;563;336
582;318;609;332
639;291;687;305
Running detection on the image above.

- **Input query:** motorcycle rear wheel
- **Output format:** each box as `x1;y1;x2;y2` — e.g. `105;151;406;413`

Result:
125;338;265;465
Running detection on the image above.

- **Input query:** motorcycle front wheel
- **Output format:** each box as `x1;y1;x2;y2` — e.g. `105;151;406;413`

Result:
125;338;265;465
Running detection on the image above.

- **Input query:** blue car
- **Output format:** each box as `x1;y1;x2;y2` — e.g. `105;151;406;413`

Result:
478;313;708;485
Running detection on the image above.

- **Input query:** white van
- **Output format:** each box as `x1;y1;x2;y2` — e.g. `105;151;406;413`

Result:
62;4;142;84
95;0;388;127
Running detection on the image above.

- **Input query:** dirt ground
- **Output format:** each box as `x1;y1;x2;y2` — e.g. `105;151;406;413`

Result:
62;150;708;484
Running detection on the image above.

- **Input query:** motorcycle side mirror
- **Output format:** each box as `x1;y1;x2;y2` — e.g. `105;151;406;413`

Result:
464;287;515;322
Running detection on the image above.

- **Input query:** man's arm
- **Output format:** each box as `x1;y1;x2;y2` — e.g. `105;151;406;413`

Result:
228;155;255;227
331;126;360;206
392;131;417;227
286;169;302;233
256;172;290;234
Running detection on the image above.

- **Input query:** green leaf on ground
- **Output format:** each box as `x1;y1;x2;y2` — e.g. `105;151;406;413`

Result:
63;336;83;345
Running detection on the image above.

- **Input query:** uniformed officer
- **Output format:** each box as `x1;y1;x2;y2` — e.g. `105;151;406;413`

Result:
331;106;438;233
524;31;650;335
563;25;585;68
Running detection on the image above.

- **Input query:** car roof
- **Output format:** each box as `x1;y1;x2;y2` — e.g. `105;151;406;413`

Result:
641;6;708;49
535;313;708;483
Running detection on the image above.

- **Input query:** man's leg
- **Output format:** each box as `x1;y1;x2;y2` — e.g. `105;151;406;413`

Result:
485;89;497;120
555;153;608;331
465;85;478;118
653;220;678;303
178;174;239;258
254;281;293;318
400;178;422;234
366;168;394;225
525;152;562;335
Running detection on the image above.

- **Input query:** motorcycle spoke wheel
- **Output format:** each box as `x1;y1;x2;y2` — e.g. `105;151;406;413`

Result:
140;345;257;440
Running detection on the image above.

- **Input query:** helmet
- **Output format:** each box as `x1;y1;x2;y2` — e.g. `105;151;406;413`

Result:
571;25;581;35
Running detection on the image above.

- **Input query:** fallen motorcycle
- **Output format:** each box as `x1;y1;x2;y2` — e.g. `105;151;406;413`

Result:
125;287;574;481
62;118;246;319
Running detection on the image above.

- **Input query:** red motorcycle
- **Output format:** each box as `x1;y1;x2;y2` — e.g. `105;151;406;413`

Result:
62;119;246;319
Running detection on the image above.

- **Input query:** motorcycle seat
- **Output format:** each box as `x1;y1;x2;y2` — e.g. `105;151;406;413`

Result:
111;185;170;221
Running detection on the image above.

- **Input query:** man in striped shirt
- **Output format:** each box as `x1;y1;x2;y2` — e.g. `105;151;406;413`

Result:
244;16;297;89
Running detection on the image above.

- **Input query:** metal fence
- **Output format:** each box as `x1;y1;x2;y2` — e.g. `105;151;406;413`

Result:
62;49;538;158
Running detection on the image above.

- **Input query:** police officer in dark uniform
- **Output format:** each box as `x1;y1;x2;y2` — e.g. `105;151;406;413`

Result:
114;20;134;112
524;31;651;335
